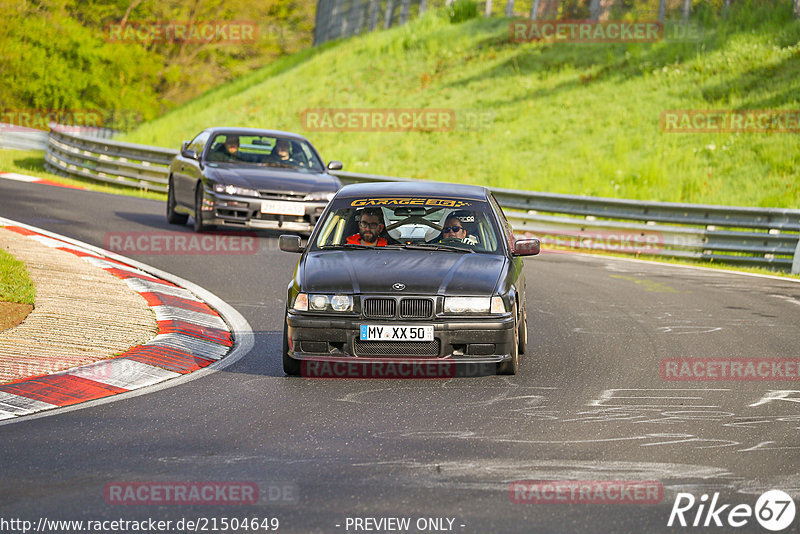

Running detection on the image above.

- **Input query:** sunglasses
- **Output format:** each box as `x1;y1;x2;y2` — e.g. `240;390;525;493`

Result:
443;226;464;233
359;221;381;230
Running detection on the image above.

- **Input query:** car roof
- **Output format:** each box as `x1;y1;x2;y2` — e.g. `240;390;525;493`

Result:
203;127;311;142
334;181;490;201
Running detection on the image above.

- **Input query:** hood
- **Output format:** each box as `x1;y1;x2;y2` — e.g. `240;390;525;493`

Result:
302;249;506;295
206;165;339;193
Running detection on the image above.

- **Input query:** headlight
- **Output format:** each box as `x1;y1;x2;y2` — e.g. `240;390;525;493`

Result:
444;296;506;314
213;183;259;197
299;293;353;312
303;191;336;202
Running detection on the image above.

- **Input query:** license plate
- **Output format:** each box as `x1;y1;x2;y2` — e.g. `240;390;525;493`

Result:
360;325;434;341
260;200;305;216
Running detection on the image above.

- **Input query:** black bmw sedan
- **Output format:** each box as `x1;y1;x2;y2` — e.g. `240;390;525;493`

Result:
279;181;540;376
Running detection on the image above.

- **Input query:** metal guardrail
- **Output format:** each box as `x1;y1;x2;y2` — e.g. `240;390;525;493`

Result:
333;170;800;274
0;126;48;150
8;129;800;274
44;129;175;193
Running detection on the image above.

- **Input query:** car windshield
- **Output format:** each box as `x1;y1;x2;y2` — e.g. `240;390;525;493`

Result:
311;196;502;254
205;134;323;171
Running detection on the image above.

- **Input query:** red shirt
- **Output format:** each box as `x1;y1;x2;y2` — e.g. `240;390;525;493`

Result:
347;234;387;247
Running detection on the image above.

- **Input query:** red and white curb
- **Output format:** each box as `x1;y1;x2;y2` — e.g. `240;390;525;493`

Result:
0;223;243;421
0;171;86;190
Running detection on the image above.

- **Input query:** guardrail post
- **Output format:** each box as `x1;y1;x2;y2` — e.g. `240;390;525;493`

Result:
792;238;800;275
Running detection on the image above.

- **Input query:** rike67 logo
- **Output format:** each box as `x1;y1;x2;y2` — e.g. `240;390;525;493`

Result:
667;490;795;531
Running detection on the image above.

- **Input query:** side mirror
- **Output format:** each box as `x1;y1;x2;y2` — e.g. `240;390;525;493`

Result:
512;238;540;256
181;144;199;161
327;160;343;171
279;235;304;253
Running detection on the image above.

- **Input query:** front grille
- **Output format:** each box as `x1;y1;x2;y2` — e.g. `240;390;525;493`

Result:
363;298;396;318
399;298;433;318
354;339;440;357
258;190;306;201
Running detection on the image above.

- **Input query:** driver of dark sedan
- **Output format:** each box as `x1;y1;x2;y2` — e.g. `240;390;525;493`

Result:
208;135;240;161
347;208;387;247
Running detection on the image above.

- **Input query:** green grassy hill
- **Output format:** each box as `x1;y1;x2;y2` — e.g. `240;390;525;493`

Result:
123;2;800;208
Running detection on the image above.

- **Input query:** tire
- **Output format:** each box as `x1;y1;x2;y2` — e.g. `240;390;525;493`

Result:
282;318;300;376
497;305;520;375
518;304;528;355
193;185;215;233
166;178;188;225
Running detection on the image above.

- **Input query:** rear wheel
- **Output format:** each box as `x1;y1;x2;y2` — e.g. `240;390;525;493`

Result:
497;305;520;375
193;185;215;233
166;178;188;225
282;317;300;376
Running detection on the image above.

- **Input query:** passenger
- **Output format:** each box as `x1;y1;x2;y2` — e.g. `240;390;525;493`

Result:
347;208;388;247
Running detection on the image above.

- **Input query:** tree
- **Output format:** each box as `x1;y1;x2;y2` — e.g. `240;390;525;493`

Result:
589;0;602;20
368;0;379;30
384;0;396;29
505;0;515;17
485;0;493;17
398;0;411;24
529;0;540;20
682;0;691;22
658;0;666;23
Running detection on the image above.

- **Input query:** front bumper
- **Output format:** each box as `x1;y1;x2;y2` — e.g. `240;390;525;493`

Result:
285;312;516;365
201;191;328;232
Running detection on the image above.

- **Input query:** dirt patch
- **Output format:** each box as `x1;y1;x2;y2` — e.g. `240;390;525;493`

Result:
0;301;34;332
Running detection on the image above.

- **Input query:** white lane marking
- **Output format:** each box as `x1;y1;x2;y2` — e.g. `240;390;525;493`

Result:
123;278;200;300
144;333;229;360
152;305;228;330
770;294;800;307
0;391;59;416
65;358;181;389
0;173;39;182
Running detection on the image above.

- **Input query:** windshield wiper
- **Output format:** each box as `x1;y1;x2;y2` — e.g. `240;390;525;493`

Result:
398;243;474;253
319;244;379;250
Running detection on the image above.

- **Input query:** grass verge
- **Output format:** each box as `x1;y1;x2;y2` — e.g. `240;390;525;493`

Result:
0;247;36;305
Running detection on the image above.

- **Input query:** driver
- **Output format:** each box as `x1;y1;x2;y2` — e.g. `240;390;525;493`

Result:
347;207;387;247
270;138;302;165
439;212;478;246
208;134;240;161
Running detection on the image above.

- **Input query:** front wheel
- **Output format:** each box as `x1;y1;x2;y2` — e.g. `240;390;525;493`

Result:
166;178;188;225
282;318;300;376
193;185;215;233
497;306;520;375
518;305;528;355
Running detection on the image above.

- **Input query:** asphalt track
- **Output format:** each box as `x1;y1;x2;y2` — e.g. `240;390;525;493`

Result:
1;178;800;533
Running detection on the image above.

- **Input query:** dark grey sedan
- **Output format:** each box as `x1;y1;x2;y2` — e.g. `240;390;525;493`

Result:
167;127;342;233
279;181;540;377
